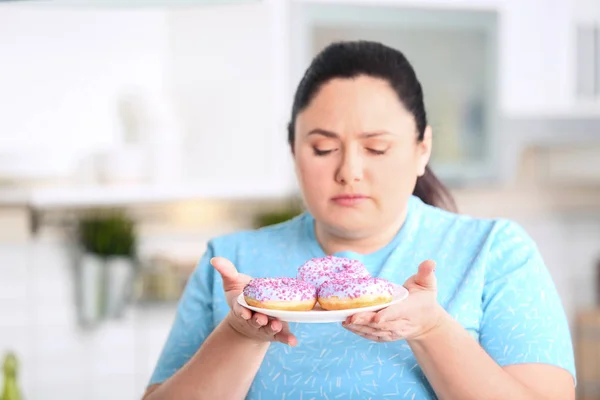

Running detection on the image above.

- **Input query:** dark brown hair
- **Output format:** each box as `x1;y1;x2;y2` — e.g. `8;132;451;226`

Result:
287;40;457;213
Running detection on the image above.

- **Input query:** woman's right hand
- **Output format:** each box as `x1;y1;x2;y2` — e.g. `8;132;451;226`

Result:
210;257;298;347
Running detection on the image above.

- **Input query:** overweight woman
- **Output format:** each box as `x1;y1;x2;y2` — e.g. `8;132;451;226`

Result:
143;41;575;400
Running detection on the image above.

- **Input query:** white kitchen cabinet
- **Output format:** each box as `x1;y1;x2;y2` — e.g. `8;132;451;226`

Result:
500;0;600;117
572;0;600;109
498;0;573;116
168;0;297;198
0;1;298;202
290;0;503;184
160;0;600;191
291;0;600;117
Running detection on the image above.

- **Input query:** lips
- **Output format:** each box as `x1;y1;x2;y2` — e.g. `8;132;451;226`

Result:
331;194;369;206
332;194;367;200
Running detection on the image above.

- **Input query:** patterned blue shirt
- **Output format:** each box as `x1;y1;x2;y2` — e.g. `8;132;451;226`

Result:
149;195;576;399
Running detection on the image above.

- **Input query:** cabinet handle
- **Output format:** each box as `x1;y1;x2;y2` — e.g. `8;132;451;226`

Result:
595;24;600;98
575;23;599;100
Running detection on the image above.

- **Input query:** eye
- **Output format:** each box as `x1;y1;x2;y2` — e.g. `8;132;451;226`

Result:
366;148;386;155
313;147;336;156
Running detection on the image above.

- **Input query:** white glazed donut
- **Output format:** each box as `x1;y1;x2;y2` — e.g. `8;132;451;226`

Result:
297;255;370;288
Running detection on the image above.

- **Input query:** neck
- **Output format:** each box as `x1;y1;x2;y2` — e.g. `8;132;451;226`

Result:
314;208;408;256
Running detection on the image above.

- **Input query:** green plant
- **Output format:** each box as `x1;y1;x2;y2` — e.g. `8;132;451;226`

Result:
253;204;303;229
77;211;137;259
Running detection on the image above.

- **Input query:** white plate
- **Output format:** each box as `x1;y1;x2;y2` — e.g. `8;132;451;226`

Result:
237;284;409;323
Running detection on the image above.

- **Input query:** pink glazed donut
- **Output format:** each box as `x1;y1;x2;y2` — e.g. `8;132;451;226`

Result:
297;255;370;289
243;277;317;311
317;277;394;310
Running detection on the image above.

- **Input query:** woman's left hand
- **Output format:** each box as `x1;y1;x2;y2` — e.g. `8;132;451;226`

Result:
342;260;449;342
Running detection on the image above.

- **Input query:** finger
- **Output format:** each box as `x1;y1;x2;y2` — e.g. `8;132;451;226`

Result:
232;302;252;320
268;318;283;333
248;313;268;329
346;311;377;325
372;302;407;324
260;321;281;337
367;320;404;331
413;259;437;290
210;257;244;291
274;324;298;347
343;322;392;338
352;330;383;342
355;331;378;341
260;319;283;336
345;326;392;342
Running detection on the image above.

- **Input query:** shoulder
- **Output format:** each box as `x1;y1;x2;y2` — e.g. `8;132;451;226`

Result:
411;196;506;247
412;196;540;270
417;195;531;238
482;218;544;281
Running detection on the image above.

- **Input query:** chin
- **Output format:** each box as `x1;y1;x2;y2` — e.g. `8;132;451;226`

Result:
308;201;376;231
322;214;375;238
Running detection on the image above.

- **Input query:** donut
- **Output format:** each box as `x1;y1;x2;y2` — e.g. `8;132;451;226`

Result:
297;255;370;288
317;277;395;310
243;277;317;311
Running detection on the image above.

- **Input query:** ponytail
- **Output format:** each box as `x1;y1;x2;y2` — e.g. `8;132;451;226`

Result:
413;166;458;213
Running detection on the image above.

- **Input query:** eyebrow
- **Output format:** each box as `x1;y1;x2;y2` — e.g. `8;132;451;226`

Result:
307;129;392;138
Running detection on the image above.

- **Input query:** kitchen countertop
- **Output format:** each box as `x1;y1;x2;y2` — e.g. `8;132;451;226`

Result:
0;181;291;209
0;182;294;236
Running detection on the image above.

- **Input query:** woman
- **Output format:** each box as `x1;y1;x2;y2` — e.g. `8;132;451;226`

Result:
143;41;575;399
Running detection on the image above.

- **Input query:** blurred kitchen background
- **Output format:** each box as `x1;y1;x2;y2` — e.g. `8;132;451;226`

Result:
1;0;600;398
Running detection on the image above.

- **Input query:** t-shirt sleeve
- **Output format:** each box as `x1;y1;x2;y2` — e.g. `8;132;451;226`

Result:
479;220;576;382
147;241;217;386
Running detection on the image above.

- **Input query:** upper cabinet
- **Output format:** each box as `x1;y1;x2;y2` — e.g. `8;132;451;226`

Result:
0;0;298;199
167;0;298;197
289;0;600;187
3;0;598;197
500;0;600;117
4;0;260;7
498;0;572;116
290;0;502;184
290;0;600;119
571;0;600;110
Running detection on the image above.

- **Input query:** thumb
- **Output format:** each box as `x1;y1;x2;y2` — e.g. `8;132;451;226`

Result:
413;259;437;290
210;257;245;291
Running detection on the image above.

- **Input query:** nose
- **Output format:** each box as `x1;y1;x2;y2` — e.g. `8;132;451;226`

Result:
335;146;363;185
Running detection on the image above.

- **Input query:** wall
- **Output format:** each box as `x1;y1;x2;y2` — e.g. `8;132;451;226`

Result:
0;5;170;398
0;4;168;180
0;239;179;399
0;1;296;194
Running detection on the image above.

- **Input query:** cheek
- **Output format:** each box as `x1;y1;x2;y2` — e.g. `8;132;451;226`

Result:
372;152;419;196
295;154;330;193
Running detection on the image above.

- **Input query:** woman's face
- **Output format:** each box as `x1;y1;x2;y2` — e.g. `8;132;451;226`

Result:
293;75;432;239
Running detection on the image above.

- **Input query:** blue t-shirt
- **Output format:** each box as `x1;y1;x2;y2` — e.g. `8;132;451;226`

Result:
149;195;575;399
